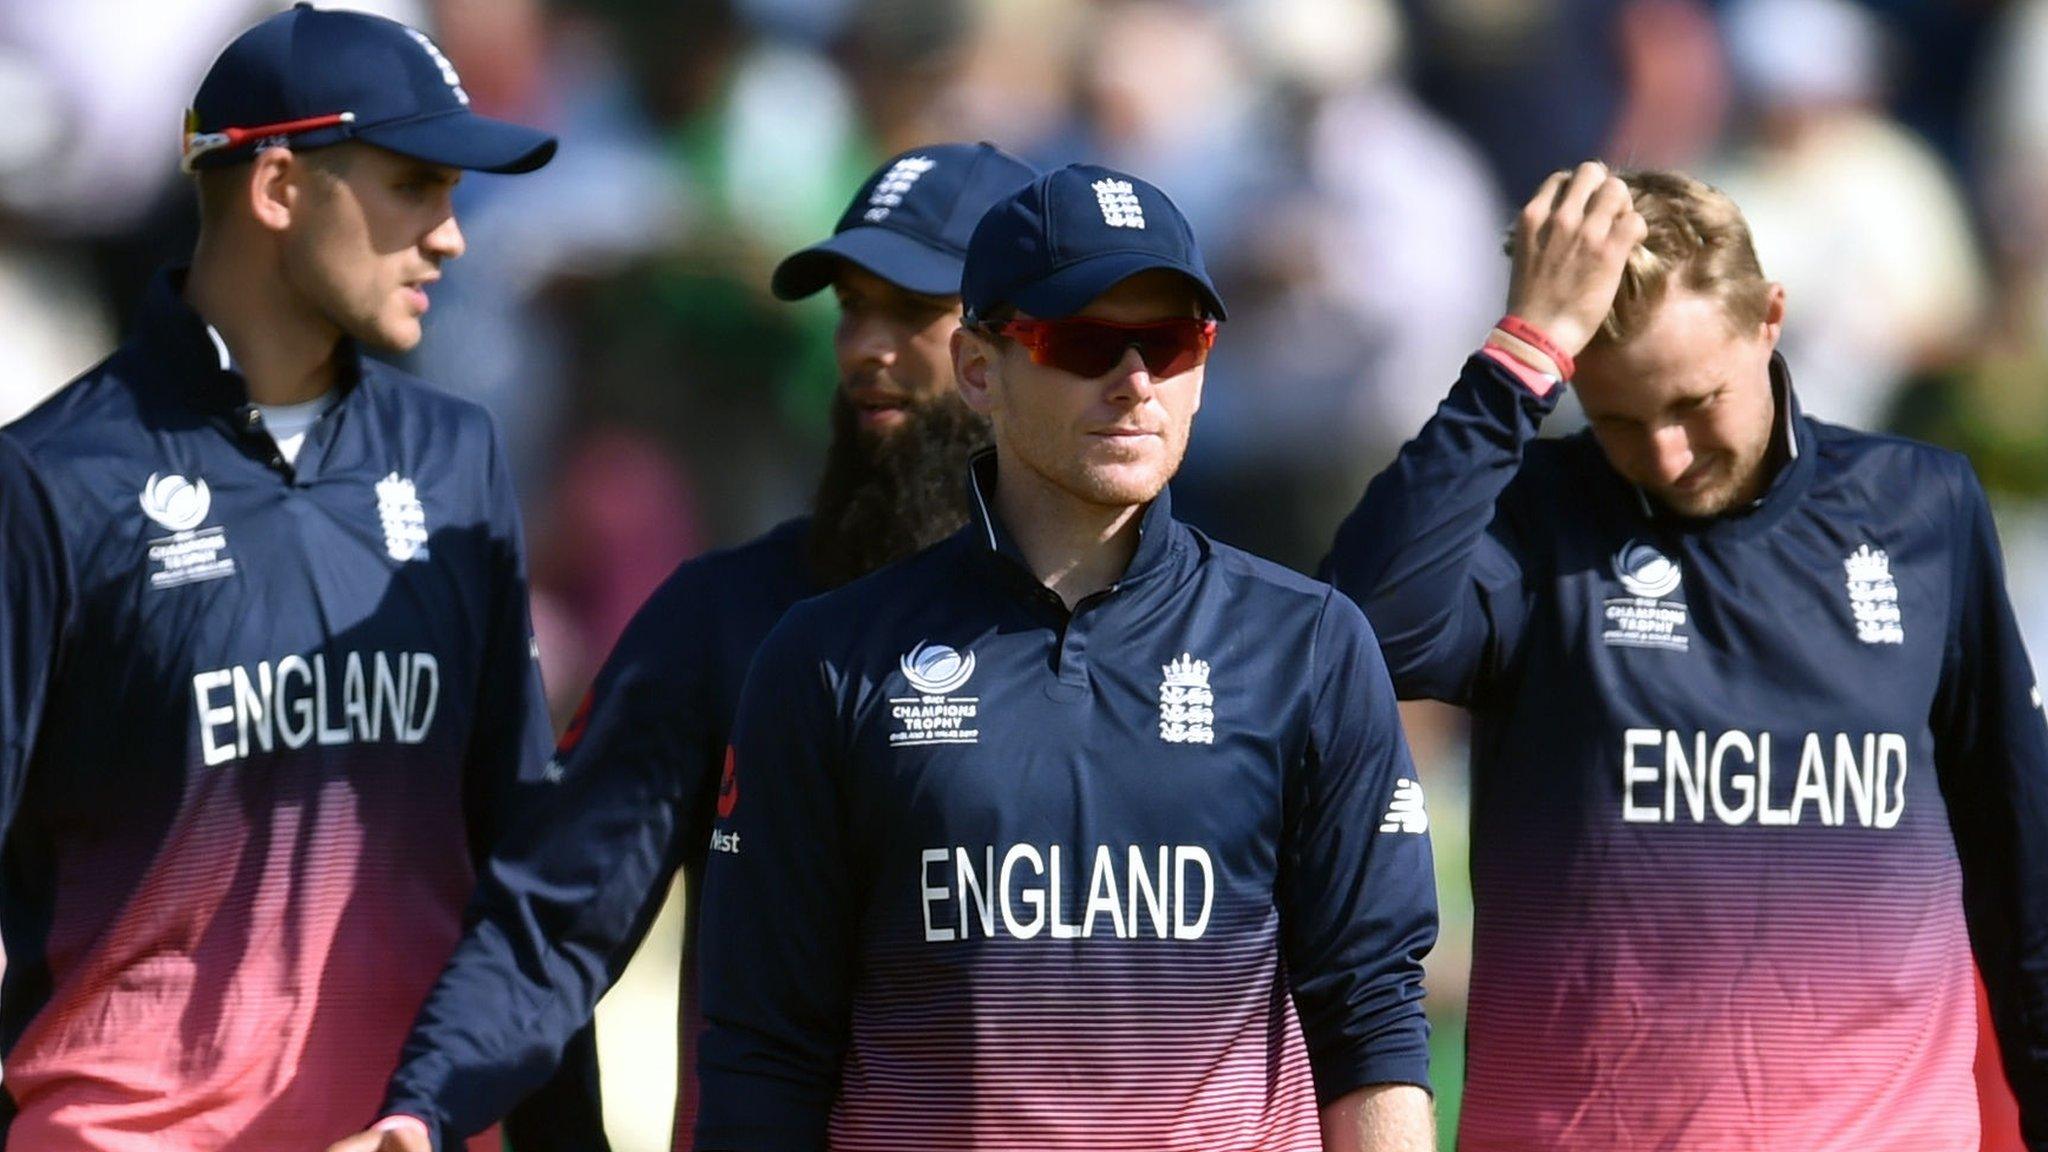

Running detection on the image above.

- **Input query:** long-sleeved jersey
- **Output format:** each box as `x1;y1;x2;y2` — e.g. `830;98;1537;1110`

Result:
0;271;597;1150
1325;351;2048;1151
380;516;815;1150
697;452;1438;1152
0;432;68;842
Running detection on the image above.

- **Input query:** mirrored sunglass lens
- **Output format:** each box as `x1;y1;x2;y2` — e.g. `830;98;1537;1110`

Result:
1031;322;1209;377
1134;335;1198;376
1042;330;1128;376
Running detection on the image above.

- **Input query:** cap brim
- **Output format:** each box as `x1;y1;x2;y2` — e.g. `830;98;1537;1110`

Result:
356;111;557;174
772;226;965;300
1005;251;1227;321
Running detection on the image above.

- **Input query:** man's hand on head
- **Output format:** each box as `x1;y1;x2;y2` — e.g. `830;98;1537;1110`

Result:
1496;161;1648;373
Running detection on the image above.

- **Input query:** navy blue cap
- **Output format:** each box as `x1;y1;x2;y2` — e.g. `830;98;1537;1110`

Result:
771;142;1038;300
961;163;1226;322
185;3;555;175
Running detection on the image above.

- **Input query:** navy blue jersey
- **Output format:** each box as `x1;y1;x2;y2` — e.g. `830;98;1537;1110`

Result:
1325;351;2048;1152
0;432;69;843
380;516;814;1149
697;453;1437;1152
0;271;596;1151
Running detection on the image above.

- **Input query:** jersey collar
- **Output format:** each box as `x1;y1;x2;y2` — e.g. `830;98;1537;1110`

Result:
134;266;367;418
133;267;371;481
1631;351;1816;536
961;448;1186;598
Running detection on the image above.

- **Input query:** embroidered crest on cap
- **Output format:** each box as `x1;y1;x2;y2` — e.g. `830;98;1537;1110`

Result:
1093;178;1146;229
864;156;937;223
404;27;470;105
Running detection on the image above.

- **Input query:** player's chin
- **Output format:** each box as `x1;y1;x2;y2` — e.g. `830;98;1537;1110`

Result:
361;312;426;355
1657;482;1738;518
1070;453;1174;507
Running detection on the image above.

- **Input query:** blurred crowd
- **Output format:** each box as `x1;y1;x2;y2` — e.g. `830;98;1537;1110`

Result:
4;0;2046;1139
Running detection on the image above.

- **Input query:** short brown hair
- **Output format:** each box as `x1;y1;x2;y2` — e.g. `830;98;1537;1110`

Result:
192;146;351;227
1594;170;1772;347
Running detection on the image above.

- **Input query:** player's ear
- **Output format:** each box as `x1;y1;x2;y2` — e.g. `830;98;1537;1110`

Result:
952;325;998;417
247;146;298;233
1760;282;1787;349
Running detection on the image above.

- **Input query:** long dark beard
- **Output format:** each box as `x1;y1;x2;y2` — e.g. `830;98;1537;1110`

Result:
808;391;990;588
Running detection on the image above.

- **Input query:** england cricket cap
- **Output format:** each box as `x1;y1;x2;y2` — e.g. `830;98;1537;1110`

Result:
183;3;556;175
961;163;1226;322
771;142;1038;301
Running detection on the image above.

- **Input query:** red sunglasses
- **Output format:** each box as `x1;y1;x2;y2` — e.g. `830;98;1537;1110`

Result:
986;316;1218;379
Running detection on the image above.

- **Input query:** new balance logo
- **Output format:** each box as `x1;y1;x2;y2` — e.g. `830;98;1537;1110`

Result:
1378;778;1428;834
1093;179;1145;228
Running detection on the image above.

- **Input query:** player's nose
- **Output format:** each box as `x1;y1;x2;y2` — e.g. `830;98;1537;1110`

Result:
423;213;465;262
1648;425;1694;484
1102;347;1155;405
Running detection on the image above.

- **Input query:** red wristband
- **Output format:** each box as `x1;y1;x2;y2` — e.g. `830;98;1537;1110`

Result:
1494;315;1576;381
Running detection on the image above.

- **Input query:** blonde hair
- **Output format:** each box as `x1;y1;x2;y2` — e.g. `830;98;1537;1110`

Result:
1594;170;1772;347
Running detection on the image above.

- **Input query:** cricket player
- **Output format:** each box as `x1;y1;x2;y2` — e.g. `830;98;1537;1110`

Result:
323;141;1038;1152
1325;162;2048;1150
696;164;1439;1152
0;6;600;1148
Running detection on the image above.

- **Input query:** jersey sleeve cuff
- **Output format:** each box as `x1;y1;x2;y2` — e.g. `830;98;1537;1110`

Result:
1310;1040;1434;1108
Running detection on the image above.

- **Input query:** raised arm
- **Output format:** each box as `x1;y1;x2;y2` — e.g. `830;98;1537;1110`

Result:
1324;162;1644;704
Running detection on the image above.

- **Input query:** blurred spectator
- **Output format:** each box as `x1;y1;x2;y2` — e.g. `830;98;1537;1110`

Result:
409;0;690;491
1170;0;1506;570
0;238;112;422
530;428;703;719
1040;0;1282;258
1712;0;1988;430
1606;0;1731;171
1394;0;1630;195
